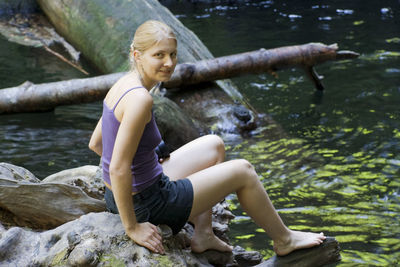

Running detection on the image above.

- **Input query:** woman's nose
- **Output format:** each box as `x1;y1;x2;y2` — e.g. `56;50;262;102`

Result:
164;56;174;67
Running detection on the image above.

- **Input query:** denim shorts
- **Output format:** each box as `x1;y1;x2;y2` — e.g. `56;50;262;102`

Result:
104;173;193;235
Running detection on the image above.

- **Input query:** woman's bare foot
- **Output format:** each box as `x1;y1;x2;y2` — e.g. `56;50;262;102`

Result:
191;231;233;253
273;230;326;256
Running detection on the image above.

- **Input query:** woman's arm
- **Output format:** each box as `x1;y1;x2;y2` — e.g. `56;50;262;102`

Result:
109;90;164;254
89;117;103;156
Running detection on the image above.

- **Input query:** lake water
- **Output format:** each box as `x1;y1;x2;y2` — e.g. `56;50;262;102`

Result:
1;0;399;265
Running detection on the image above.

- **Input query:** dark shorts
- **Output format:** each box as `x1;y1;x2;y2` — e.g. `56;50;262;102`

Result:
104;173;193;235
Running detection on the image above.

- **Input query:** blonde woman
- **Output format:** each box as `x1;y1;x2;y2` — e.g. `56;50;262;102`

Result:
89;20;325;255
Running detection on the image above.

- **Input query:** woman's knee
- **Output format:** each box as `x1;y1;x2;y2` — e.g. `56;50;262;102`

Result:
230;159;258;182
203;134;225;163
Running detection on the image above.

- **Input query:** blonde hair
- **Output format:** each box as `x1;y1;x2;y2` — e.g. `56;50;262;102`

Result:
129;20;177;71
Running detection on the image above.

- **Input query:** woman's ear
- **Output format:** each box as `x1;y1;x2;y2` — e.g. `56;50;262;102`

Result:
133;50;141;62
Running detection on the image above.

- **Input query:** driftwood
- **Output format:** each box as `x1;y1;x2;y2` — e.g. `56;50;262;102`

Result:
0;43;358;114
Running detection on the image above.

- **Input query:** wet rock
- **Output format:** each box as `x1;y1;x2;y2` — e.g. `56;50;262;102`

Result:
233;246;264;266
169;86;257;135
233;105;252;123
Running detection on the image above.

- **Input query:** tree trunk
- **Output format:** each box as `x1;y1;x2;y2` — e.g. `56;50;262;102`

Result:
0;43;358;114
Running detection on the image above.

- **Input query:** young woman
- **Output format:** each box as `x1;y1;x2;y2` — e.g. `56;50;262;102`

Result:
89;20;325;255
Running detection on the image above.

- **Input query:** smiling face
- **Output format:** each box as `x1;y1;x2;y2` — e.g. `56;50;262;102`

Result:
134;37;177;88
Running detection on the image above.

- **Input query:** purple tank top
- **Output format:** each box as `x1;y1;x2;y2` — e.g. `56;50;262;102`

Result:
101;87;163;192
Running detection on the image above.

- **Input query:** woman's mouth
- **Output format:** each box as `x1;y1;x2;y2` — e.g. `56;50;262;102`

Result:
159;69;172;75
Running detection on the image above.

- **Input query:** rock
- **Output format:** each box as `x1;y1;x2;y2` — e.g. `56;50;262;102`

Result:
234;246;264;266
0;162;40;183
153;94;201;150
42;165;105;200
254;237;341;267
0;163;264;266
168;86;258;136
0;212;239;266
0;163;106;229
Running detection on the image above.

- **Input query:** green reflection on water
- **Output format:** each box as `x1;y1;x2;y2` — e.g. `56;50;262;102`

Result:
225;126;400;265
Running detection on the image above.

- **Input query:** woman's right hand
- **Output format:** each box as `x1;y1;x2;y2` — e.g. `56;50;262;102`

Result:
126;222;165;254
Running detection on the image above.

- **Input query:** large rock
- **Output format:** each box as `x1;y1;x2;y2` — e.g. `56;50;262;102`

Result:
0;212;210;266
0;163;263;266
0;211;263;266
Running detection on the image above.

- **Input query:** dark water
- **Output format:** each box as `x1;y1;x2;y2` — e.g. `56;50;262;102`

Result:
1;0;399;265
0;36;102;176
162;0;400;265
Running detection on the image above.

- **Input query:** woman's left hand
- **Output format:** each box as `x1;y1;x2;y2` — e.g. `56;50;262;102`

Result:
126;222;165;254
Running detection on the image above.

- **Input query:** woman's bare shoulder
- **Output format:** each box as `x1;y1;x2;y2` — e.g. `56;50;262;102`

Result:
112;87;152;123
124;88;153;108
106;74;149;108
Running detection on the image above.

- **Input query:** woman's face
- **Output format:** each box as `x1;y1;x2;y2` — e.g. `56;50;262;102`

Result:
136;37;177;86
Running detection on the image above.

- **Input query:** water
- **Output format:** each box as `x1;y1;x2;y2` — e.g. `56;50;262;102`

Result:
162;0;400;265
0;34;102;176
1;0;399;265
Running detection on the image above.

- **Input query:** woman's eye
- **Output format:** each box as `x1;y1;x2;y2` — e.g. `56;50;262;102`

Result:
155;53;163;58
171;52;177;58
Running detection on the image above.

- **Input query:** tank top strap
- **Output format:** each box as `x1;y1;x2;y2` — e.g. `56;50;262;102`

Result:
112;86;144;111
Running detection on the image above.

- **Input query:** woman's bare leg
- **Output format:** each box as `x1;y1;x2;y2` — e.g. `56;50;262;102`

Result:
162;135;232;252
187;159;326;256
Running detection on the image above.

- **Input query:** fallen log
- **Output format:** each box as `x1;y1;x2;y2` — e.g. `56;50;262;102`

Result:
0;43;358;114
168;42;359;90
